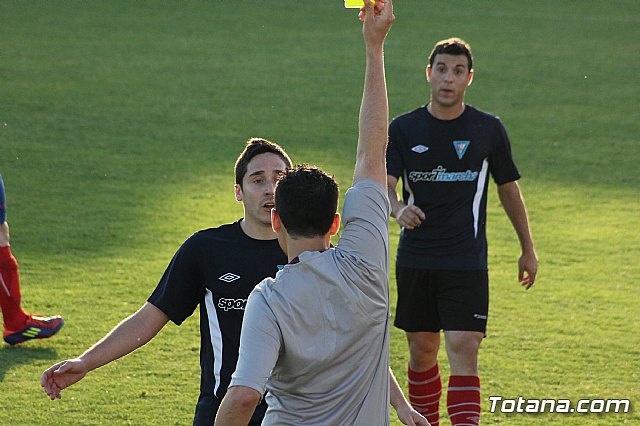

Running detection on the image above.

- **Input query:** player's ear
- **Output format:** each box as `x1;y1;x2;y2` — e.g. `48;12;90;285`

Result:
426;65;432;83
271;209;281;233
234;184;243;202
328;213;341;236
467;69;474;87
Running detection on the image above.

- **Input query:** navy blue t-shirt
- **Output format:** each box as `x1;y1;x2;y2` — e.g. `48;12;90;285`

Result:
148;221;286;425
386;105;520;270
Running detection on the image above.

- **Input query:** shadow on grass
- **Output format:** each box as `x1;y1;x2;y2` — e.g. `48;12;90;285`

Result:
0;344;58;382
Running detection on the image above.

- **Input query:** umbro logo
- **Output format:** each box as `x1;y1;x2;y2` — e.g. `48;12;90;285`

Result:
473;314;487;320
218;273;241;283
411;145;429;154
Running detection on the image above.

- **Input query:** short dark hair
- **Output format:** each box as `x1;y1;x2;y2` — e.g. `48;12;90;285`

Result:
274;165;339;238
428;37;473;71
234;138;292;188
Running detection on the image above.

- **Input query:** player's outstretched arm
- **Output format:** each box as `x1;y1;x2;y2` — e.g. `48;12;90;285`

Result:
497;181;538;289
41;302;169;400
353;0;394;187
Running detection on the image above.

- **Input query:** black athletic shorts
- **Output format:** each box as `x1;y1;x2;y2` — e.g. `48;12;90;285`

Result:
394;266;489;333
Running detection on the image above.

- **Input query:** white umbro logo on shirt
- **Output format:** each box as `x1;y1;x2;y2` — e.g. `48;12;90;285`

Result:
411;145;429;154
219;273;241;283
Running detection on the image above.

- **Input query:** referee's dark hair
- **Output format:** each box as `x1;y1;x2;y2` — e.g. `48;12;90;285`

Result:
428;37;473;72
274;165;339;238
235;138;292;188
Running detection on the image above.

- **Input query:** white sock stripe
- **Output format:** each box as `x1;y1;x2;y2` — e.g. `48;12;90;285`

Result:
447;386;481;392
449;410;481;416
411;400;440;408
409;390;442;399
408;373;441;385
447;402;482;409
0;273;10;297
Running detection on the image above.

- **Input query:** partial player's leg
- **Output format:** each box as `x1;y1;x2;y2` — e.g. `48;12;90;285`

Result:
0;224;65;345
0;174;6;225
0;177;64;345
0;224;29;333
444;330;483;426
406;331;442;425
438;270;488;426
395;266;443;425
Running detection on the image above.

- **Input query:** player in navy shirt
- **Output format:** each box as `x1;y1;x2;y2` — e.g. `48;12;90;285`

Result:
42;139;291;425
386;38;538;426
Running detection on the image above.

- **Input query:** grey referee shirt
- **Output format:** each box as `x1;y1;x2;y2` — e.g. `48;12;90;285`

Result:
230;179;391;425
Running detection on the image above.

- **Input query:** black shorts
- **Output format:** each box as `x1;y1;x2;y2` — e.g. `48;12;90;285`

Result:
394;266;489;333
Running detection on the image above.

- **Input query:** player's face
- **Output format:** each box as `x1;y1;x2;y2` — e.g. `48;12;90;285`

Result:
427;54;473;108
235;153;287;229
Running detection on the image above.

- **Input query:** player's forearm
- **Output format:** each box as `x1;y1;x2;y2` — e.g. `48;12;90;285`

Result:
214;403;254;426
79;302;168;371
354;45;388;185
498;182;535;253
215;386;261;426
354;0;393;186
389;367;410;411
387;186;405;218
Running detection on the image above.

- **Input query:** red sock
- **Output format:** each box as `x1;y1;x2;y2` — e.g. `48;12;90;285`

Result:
0;245;29;332
447;375;481;425
408;364;442;425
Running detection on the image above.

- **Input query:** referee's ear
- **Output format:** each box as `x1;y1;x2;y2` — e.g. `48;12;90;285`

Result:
328;213;341;237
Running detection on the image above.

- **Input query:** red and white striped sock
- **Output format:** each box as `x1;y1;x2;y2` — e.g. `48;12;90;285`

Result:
0;245;29;332
408;364;442;425
447;375;481;425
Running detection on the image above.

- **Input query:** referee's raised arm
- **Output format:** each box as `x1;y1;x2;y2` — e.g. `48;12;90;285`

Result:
353;0;394;187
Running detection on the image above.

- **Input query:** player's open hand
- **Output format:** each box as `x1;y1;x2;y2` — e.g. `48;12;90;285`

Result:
518;250;538;289
41;358;89;400
360;0;394;46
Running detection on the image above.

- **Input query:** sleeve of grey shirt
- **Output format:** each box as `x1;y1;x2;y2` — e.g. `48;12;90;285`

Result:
337;179;391;273
228;284;281;395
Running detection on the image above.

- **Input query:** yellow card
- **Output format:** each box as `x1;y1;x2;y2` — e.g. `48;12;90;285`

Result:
344;0;375;8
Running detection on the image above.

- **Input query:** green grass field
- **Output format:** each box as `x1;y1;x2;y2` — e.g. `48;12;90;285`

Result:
1;1;639;424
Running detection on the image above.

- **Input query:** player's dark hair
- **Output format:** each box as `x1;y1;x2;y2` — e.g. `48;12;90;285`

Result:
429;37;473;71
234;138;292;188
274;165;339;238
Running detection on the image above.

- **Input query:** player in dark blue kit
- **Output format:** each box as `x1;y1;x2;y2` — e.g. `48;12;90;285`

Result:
387;38;538;426
42;139;292;425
